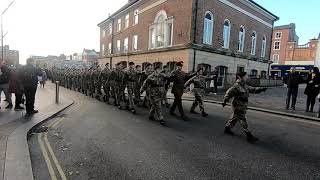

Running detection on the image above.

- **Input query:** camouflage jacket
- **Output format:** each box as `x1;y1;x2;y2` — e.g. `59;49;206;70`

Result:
141;72;166;100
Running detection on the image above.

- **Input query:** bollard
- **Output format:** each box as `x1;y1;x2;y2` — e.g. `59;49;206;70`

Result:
55;81;59;104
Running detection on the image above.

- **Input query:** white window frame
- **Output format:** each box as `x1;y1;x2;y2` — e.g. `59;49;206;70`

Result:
125;14;129;29
124;37;129;52
117;40;121;52
251;31;257;55
133;9;139;25
238;26;245;52
117;19;121;32
203;11;214;45
274;41;281;50
223;19;231;49
108;23;112;35
273;54;279;64
148;10;174;49
108;43;111;54
132;35;138;51
275;32;282;39
261;36;266;58
102;29;106;38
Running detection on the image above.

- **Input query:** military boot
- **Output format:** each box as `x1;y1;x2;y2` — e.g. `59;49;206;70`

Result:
159;120;167;126
224;127;234;136
201;111;208;117
245;132;259;143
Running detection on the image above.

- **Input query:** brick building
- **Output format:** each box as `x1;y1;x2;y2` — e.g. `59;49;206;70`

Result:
98;0;278;87
271;23;320;66
0;45;19;65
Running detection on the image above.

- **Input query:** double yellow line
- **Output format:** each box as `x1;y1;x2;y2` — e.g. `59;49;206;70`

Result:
38;117;68;180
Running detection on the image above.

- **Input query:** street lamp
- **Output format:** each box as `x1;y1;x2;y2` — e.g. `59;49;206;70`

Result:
1;0;15;63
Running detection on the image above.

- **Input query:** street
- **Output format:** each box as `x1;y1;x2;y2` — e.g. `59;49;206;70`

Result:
28;85;320;180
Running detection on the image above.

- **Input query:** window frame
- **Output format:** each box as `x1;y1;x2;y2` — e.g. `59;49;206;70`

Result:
102;44;105;55
108;43;112;54
124;37;129;52
275;32;282;39
222;19;231;49
132;35;138;51
273;54;280;64
251;31;257;56
133;9;139;25
117;40;121;52
102;29;106;38
125;14;130;29
238;25;245;52
274;41;281;50
117;19;121;32
203;11;214;45
261;36;267;58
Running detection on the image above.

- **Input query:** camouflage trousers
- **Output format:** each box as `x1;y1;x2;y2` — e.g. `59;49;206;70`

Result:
226;106;249;133
127;83;135;110
191;88;205;112
149;96;164;121
103;83;111;100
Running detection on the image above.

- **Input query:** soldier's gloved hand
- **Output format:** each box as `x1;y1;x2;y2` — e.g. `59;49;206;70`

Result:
222;102;227;107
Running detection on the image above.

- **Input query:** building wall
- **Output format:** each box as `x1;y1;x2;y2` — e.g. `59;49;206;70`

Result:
316;40;320;67
195;0;274;60
271;28;290;64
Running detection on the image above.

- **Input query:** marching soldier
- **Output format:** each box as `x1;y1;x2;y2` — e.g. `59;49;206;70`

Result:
100;63;111;103
134;65;143;104
169;61;198;121
161;65;171;108
140;63;153;108
184;66;211;117
124;62;138;114
140;63;168;126
222;72;267;143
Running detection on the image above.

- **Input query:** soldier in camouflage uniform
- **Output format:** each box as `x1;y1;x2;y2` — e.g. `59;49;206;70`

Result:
100;63;111;103
161;65;171;108
222;72;267;143
184;66;212;117
93;66;102;100
140;64;168;126
124;62;138;114
140;63;154;108
134;65;143;104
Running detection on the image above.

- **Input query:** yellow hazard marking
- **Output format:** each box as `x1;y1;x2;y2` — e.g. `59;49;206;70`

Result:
38;133;58;180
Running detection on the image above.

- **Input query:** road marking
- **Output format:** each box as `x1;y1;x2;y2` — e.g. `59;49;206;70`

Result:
44;132;68;180
38;133;58;180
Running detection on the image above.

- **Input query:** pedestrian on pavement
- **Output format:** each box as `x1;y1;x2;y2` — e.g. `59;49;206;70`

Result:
209;66;219;95
39;70;47;88
9;65;24;110
20;58;42;116
0;61;13;109
222;72;267;143
304;67;320;112
285;67;302;110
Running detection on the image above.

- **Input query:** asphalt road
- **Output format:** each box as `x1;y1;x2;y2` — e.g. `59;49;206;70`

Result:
28;86;320;180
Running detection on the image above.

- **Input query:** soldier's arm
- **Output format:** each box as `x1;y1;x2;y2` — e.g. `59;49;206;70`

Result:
184;76;196;87
140;78;150;93
223;85;238;103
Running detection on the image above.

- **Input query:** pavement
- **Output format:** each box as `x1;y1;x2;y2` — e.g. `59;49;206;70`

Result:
28;84;320;180
0;84;73;180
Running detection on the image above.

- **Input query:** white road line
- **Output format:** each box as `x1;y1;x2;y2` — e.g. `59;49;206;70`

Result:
38;133;58;180
44;132;68;180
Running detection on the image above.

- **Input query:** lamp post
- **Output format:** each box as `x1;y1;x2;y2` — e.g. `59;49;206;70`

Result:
1;0;15;62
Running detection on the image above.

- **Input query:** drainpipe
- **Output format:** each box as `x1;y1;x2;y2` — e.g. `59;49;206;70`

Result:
192;0;199;72
110;18;114;69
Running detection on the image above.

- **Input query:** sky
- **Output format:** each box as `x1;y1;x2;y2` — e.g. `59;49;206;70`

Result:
0;0;319;64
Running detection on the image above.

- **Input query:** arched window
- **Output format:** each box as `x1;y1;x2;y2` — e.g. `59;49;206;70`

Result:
203;11;214;45
223;19;231;49
251;31;257;55
149;10;173;49
261;36;266;58
238;26;245;52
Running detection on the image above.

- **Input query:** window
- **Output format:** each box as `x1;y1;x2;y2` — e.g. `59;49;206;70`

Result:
108;43;111;54
124;37;128;52
149;10;173;49
102;44;105;55
274;41;281;50
117;40;121;52
261;71;267;79
133;9;139;25
261;36;266;58
250;69;258;78
251;31;257;55
273;54;279;64
132;35;138;51
275;32;282;39
238;26;245;52
102;30;106;38
108;23;112;35
237;66;245;73
203;11;213;45
223;19;231;49
125;14;129;28
117;19;121;32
